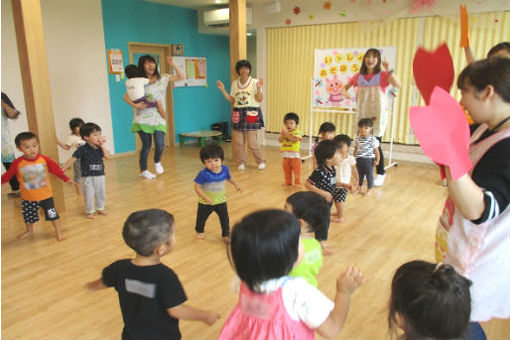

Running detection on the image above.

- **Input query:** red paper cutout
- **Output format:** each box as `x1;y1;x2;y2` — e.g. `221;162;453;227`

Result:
413;43;454;105
409;87;472;180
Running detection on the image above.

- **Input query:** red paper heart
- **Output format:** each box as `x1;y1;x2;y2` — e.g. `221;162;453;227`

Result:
409;87;471;180
413;43;454;105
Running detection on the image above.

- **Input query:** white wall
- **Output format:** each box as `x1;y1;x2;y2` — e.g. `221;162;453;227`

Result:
1;0;114;163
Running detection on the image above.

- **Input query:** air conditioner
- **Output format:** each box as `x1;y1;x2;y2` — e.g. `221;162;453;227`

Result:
203;7;252;28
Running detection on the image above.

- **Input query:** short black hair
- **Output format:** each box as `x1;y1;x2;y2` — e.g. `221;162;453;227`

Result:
286;191;329;233
235;59;252;76
284;112;299;125
318;122;336;134
15;132;38;147
80;122;102;138
125;64;142;78
229;209;300;292
200;142;224;163
122;209;175;256
314;139;337;167
487;41;510;58
69;118;85;132
358;118;373;128
389;261;471;339
333;134;352;148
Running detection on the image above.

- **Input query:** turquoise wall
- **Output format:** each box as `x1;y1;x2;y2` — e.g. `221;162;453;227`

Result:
101;0;231;153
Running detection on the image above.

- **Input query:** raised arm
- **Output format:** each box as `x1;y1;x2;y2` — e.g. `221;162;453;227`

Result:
216;80;235;104
255;78;263;103
464;46;476;65
99;138;110;160
166;56;185;83
167;303;220;325
382;59;401;88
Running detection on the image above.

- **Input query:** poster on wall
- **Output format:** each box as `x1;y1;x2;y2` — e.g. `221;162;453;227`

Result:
108;49;124;74
173;57;207;87
313;46;396;109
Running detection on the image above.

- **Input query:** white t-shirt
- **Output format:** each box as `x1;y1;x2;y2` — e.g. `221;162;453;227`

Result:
335;155;356;184
126;77;149;101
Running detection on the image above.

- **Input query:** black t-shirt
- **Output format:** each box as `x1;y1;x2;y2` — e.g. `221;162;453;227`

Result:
102;259;187;340
470;129;510;224
73;143;104;177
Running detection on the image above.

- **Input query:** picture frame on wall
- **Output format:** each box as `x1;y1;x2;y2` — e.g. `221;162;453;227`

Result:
171;44;184;56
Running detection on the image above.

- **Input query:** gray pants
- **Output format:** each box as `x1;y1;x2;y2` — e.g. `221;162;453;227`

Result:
81;176;106;213
356;157;375;189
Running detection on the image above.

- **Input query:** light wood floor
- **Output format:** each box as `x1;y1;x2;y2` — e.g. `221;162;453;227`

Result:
2;144;509;339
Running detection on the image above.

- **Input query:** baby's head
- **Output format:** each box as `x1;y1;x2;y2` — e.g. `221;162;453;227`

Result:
69;118;84;135
285;191;329;234
314;139;341;167
125;64;142;79
333;134;352;158
15;132;39;159
318;122;336;141
389;261;471;340
122;209;176;257
229;209;301;292
200;142;224;173
283;112;299;131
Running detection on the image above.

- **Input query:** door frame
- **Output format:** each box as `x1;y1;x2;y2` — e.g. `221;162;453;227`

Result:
128;42;176;149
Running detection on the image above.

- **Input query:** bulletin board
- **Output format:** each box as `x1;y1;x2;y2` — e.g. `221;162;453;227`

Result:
173;57;207;87
313;46;396;109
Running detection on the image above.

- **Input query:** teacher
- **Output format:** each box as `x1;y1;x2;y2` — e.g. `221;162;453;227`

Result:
124;55;184;179
216;60;266;171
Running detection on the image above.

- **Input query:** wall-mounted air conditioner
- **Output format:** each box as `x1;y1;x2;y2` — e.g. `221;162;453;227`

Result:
203;7;252;28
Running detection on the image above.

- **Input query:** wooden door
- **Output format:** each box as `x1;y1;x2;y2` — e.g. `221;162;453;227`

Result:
128;43;175;149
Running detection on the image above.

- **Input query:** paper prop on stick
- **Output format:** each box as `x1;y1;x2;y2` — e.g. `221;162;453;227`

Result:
459;5;470;48
413;43;454;105
409;87;472;180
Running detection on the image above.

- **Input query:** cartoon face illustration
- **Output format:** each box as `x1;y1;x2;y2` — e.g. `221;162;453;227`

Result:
326;75;344;105
320;69;328;78
329;65;337;74
339;64;348;73
324;55;333;65
335;54;343;63
357;53;364;62
346;52;354;62
351;64;360;72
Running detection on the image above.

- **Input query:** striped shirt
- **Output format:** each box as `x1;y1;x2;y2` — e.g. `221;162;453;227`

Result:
354;135;379;159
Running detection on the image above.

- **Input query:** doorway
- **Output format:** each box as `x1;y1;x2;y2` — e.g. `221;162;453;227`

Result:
128;42;175;149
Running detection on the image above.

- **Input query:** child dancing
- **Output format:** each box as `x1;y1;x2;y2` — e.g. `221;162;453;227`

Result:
332;134;359;222
279;112;303;187
353;118;380;196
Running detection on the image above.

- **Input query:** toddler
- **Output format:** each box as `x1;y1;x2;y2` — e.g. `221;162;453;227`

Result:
57;118;85;193
353;118;380;196
62;122;109;219
279;112;302;187
218;209;364;340
389;261;471;340
194;142;241;243
312;122;335;168
1;132;75;240
86;209;220;340
285;191;329;287
305;139;344;254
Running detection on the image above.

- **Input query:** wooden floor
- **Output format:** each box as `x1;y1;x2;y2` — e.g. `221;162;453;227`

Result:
2;143;509;339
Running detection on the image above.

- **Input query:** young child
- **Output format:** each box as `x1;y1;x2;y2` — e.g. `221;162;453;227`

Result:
57;118;85;193
388;261;471;340
62;122;109;219
279;112;303;187
344;48;401;186
332;134;360;222
124;64;167;120
194;142;242;243
285;191;329;287
1;132;75;241
218;209;364;340
305;139;344;254
435;57;510;339
464;41;510;64
312;122;336;168
86;209;220;340
353;118;380;196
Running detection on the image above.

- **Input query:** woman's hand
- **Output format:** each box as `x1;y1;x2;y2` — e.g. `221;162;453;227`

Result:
256;77;264;89
216;80;225;91
382;59;390;71
133;102;148;110
166;56;175;65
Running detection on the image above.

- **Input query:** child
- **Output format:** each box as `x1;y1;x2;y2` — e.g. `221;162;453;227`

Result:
388;261;471;340
194;142;242;243
312;122;336;168
435;57;510;339
279;112;303;187
285;191;329;287
353;118;380;197
1;92;21;197
332;134;360;222
464;41;510;64
218;209;364;340
1;132;75;241
62;122;109;219
124;64;167;120
344;48;401;186
57;118;85;193
305;139;344;254
86;209;220;340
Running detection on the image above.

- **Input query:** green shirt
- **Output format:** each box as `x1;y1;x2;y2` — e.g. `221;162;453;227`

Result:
289;238;323;287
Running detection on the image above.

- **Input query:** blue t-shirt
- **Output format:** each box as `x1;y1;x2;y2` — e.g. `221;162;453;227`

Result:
194;165;231;205
73;143;104;177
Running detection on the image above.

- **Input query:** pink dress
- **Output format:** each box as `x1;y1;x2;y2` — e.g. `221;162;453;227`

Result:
217;282;316;340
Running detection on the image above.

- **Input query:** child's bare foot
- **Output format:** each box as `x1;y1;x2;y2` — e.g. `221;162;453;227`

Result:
294;184;302;189
86;213;95;219
196;233;205;240
222;236;231;244
281;183;292;186
321;242;333;255
97;210;107;216
17;230;34;240
56;234;66;241
331;216;344;223
351;188;360;194
364;190;372;197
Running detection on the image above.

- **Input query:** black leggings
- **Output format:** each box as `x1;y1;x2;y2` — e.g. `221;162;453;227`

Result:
357;157;375;189
376;136;385;175
195;202;230;237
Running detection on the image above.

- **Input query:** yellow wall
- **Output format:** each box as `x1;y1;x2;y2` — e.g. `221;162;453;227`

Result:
266;11;510;144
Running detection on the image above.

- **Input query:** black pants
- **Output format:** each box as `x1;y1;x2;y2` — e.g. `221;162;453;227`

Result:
3;162;20;191
195;202;230;237
314;202;331;241
376;136;385;175
357;157;375;189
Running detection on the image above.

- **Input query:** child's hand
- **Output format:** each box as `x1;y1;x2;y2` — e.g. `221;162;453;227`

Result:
323;192;333;203
203;311;220;325
337;265;365;295
235;185;243;193
205;198;213;205
216;80;225;91
67;179;77;185
257;78;264;89
374;159;379;166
